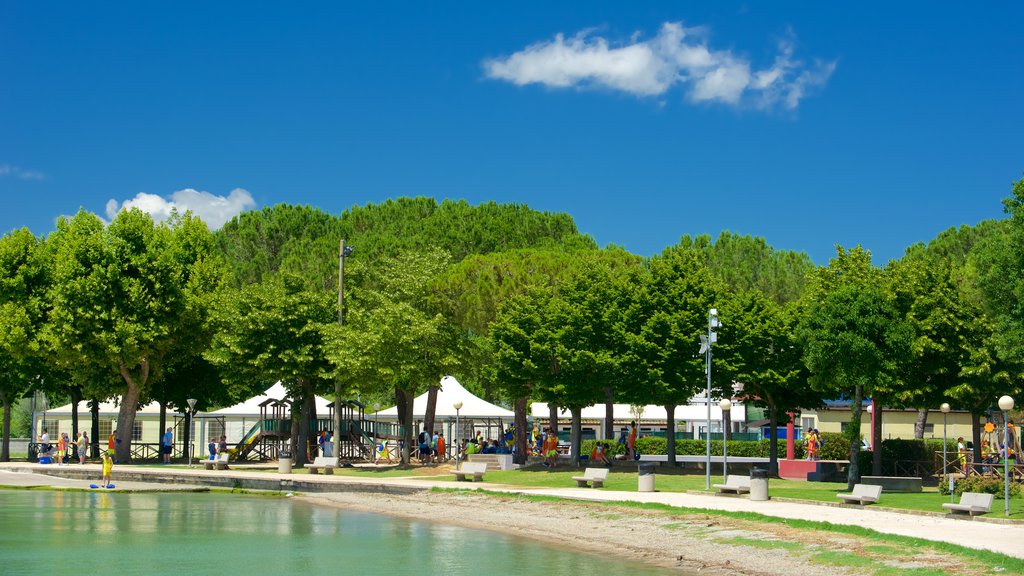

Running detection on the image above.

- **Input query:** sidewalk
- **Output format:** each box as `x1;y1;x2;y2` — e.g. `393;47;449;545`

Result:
3;461;1022;559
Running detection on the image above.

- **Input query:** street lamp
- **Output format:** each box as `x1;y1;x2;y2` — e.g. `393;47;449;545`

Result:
333;240;355;464
940;403;951;501
453;401;463;469
186;398;197;468
700;308;720;490
998;395;1014;517
720;398;732;482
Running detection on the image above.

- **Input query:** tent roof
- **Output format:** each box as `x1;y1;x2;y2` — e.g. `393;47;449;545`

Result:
46;398;179;417
376;376;514;419
209;382;331;416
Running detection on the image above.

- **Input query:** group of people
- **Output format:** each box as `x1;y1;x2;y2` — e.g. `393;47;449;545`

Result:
416;429;446;463
207;435;229;460
804;428;823;460
37;428;91;465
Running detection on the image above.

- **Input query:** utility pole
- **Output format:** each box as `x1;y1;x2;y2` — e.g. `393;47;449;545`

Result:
334;239;354;464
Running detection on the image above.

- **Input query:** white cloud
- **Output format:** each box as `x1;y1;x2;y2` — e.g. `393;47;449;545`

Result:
105;188;257;230
0;163;45;180
483;21;835;109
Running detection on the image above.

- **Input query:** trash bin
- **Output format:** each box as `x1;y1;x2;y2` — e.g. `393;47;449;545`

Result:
638;463;655;492
750;468;769;501
278;450;292;474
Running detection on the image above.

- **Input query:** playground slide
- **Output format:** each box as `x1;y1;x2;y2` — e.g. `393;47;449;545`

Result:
234;422;263;459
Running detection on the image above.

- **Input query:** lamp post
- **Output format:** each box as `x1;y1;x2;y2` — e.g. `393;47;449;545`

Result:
186;398;197;468
940;403;951;501
998;395;1014;517
453;401;463;469
700;308;720;490
334;240;354;465
720;399;732;481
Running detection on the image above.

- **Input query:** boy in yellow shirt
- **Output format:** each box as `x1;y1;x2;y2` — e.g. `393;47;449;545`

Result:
101;451;113;487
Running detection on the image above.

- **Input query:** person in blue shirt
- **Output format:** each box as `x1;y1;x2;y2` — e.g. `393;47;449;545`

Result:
162;428;173;464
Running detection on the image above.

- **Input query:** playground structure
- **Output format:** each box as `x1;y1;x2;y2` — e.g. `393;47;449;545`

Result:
232;396;405;463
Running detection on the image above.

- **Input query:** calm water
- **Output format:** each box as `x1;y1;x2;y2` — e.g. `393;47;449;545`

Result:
0;490;673;575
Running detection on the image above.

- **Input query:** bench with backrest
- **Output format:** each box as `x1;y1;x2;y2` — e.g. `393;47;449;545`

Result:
203;453;230;470
571;467;610;488
453;462;488;482
305;456;337;475
942;492;994;516
837;483;882;505
713;475;751;495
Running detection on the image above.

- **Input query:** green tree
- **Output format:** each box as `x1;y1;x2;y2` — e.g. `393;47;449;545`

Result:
799;246;913;489
46;209;217;463
207;274;336;466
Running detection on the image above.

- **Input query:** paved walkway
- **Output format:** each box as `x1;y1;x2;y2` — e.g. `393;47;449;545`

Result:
3;462;1022;559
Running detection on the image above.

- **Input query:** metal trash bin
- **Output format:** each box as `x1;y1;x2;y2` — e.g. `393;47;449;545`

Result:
638;463;655;492
278;450;292;474
750;468;769;501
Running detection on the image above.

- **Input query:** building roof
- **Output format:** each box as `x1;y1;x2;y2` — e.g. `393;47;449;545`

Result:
208;382;332;416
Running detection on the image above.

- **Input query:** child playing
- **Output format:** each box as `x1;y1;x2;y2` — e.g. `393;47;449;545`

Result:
101;451;114;487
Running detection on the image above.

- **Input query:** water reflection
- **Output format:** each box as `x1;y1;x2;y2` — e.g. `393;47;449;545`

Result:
0;491;674;575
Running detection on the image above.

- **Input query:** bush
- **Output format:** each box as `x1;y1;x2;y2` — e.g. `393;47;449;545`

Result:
939;474;1022;498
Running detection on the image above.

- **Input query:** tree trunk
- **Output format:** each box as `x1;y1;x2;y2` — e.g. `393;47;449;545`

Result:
847;385;863;491
158;400;167;451
971;411;982;465
90;399;100;458
913;409;928;439
872;401;883;476
569;406;582;467
768;402;779;477
1;390;10;462
294;379;316;467
115;358;151;463
548;404;558;437
70;387;82;439
423;385;439;439
396;387;412;465
604;386;614;440
665;403;677;467
513;396;528;465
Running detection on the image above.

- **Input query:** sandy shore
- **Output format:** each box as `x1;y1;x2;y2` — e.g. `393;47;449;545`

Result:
302;489;977;575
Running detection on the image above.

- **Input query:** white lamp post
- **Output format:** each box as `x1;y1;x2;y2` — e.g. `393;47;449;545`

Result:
186;398;197;468
940;403;951;501
998;395;1014;517
453;401;463;469
700;308;720;490
720;398;732;481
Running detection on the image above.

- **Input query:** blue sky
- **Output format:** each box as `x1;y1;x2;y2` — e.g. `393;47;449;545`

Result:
2;2;1022;264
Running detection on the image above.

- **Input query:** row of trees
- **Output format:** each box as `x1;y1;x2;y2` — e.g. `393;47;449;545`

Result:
3;182;1024;479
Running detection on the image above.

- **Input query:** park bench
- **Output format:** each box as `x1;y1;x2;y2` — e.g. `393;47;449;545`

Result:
305;456;337;475
453;462;488;482
203;453;230;470
571;467;610;488
713;475;751;495
942;492;994;516
836;483;882;505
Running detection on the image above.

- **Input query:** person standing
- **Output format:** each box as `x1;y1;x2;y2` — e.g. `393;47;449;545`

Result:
543;428;559;468
39;428;51;460
101;451;113;487
77;432;89;464
626;421;638;461
161;427;173;464
436;431;446;463
431;430;439;464
56;433;68;466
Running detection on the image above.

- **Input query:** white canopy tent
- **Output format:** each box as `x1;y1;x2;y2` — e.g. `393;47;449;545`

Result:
532;400;746;440
375;376;514;419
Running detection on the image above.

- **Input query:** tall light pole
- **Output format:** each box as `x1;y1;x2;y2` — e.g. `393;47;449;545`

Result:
453;401;463;469
720;399;732;481
940;403;951;502
998;395;1014;517
186;398;197;468
334;240;354;465
700;308;720;490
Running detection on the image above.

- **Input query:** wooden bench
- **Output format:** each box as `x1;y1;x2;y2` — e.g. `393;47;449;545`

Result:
837;483;882;505
453;462;488;482
571;467;610;488
942;492;994;516
203;453;230;470
305;456;337;475
713;475;751;495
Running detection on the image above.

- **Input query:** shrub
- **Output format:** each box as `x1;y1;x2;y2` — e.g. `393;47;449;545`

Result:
939;474;1022;498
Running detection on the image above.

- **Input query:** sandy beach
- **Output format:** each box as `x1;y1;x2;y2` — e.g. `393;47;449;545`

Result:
303;489;980;575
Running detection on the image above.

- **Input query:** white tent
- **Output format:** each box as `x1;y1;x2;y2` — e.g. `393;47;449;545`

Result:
531;402;746;423
375;376;514;419
207;382;332;417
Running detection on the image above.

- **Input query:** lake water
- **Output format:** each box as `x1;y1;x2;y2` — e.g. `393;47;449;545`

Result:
0;490;674;575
